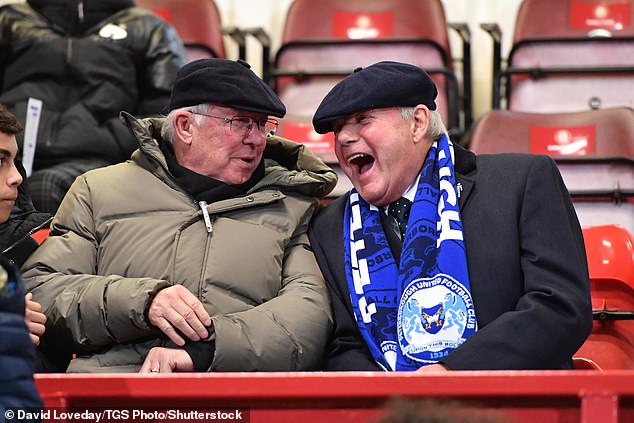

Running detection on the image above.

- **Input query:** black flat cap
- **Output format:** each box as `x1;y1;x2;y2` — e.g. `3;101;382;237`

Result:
312;61;437;134
169;58;286;117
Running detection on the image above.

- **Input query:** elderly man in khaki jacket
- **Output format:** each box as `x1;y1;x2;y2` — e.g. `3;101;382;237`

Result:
22;59;337;373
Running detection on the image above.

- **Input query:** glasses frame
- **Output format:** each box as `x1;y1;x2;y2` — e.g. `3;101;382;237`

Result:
191;112;278;137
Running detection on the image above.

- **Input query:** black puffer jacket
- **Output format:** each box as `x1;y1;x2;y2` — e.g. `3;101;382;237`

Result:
0;0;187;169
0;160;52;267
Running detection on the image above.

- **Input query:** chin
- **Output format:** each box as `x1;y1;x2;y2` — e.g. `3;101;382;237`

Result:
355;183;387;206
229;175;252;185
356;190;380;206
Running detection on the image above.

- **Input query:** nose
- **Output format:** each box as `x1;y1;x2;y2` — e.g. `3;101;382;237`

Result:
7;161;23;187
335;123;359;146
243;124;267;146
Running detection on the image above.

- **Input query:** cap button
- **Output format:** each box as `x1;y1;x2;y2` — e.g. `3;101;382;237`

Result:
353;66;363;73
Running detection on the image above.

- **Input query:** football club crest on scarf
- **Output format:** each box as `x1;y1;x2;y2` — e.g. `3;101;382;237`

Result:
398;274;476;363
343;134;478;371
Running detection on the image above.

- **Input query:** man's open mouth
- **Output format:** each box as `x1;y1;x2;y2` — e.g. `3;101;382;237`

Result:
347;153;375;174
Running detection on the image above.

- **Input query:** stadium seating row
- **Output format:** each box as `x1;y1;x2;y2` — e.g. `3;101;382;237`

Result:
483;0;634;113
136;0;634;138
135;0;634;208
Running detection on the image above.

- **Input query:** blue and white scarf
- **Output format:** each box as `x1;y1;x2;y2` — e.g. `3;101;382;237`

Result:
343;134;477;371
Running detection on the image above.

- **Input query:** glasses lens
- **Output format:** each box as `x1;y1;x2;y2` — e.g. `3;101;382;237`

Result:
227;117;278;136
229;117;253;136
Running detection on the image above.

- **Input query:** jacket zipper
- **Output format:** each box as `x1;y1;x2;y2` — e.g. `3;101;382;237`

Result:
66;1;84;60
199;201;213;233
77;1;85;24
197;201;213;299
59;1;85;147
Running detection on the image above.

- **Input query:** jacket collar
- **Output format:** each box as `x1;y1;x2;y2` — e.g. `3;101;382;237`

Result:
119;112;338;200
28;0;134;35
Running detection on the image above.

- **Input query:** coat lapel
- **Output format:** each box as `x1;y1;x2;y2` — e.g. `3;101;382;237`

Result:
454;144;477;211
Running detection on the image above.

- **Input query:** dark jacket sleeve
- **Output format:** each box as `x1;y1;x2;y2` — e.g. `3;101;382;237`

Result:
442;154;593;370
308;198;381;371
322;285;382;371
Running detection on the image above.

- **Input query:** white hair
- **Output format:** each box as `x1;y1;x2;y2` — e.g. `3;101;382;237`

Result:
399;107;448;140
161;103;210;144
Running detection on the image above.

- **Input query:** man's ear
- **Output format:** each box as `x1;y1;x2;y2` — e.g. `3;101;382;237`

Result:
173;111;194;146
412;104;430;144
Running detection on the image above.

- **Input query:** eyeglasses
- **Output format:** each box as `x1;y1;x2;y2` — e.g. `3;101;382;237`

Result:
191;112;278;137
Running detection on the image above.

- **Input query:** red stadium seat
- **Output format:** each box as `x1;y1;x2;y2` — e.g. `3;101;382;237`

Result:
572;356;602;370
574;224;634;370
271;0;472;165
467;107;634;157
466;107;634;234
584;224;634;315
135;0;226;60
482;0;634;112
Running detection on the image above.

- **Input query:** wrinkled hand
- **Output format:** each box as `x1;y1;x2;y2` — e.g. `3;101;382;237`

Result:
139;347;194;374
25;293;46;346
147;285;211;346
416;363;450;373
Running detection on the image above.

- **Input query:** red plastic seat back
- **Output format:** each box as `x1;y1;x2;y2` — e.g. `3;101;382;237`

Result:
276;0;456;162
508;0;634;112
282;0;451;57
468;108;634;234
574;321;634;369
583;224;634;302
575;224;634;369
514;0;634;42
135;0;225;60
468;107;634;157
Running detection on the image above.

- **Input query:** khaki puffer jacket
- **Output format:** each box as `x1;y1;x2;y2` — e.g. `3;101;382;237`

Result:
22;113;337;373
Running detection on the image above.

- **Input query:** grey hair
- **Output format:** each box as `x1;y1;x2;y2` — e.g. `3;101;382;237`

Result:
399;107;448;141
161;103;210;144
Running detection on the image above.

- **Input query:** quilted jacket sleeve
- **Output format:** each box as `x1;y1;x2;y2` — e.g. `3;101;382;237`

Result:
21;176;171;356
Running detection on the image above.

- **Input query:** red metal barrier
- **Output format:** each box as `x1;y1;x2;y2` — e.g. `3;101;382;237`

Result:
35;371;634;423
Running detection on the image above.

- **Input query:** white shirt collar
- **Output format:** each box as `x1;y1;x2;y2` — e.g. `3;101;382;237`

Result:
401;172;420;202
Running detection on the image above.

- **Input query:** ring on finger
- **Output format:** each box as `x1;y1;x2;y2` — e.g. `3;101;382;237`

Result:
150;367;160;373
